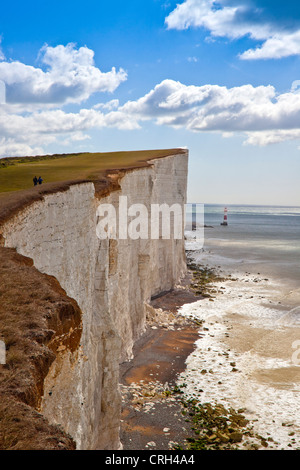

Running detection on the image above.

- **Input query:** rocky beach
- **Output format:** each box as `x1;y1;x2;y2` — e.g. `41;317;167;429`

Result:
177;248;300;450
119;246;300;450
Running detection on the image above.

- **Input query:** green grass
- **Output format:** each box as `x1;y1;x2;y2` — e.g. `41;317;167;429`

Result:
0;149;182;193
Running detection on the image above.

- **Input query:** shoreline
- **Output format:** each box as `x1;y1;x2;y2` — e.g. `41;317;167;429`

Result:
119;249;300;450
177;249;300;450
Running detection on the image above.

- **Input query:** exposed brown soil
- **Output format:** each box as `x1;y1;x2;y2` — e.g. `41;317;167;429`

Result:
0;247;82;449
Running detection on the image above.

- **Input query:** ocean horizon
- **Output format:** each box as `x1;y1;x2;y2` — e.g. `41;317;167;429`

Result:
185;203;300;285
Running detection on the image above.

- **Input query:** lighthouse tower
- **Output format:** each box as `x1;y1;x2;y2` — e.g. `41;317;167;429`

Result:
220;207;228;226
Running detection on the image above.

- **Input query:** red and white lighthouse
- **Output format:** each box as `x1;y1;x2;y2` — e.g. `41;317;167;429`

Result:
221;207;228;226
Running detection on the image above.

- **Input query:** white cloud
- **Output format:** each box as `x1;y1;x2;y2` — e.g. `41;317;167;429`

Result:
2;39;300;157
0;43;130;156
240;30;300;60
0;104;139;156
69;131;91;142
291;80;300;93
165;0;300;60
165;0;272;38
0;43;127;108
116;78;300;145
0;138;44;157
0;36;5;61
3;77;300;156
93;99;120;111
166;0;239;36
244;129;300;146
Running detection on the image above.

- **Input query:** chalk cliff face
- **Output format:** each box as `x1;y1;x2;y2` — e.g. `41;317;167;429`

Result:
0;152;188;449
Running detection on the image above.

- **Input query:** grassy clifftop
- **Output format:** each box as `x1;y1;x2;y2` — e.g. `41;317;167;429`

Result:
0;148;187;226
0;149;186;193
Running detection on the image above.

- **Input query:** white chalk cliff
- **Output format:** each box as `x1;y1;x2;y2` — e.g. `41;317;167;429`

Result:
0;151;188;449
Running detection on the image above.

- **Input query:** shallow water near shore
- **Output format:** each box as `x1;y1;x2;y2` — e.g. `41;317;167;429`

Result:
185;203;300;286
180;205;300;449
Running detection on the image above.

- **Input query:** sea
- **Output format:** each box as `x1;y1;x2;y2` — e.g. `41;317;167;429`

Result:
181;204;300;449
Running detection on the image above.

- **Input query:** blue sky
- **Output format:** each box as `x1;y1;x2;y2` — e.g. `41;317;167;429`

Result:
0;0;300;205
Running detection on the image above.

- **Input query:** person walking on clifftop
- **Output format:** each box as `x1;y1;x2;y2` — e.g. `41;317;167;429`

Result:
38;176;43;185
33;176;38;186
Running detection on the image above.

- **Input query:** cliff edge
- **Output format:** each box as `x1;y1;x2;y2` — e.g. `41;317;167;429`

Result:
0;149;188;450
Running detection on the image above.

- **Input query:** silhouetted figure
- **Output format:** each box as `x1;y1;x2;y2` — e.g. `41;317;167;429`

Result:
33;176;38;186
38;176;43;185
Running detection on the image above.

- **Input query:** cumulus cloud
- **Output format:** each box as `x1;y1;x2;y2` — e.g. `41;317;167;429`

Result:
240;30;300;60
3;76;300;156
0;104;140;156
166;0;242;35
116;78;300;145
93;99;120;111
0;43;130;156
244;129;300;146
165;0;300;60
291;80;300;93
2;40;300;157
0;138;44;157
0;43;127;107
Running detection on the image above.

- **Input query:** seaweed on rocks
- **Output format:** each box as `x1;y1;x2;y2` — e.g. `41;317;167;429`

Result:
186;253;228;299
171;388;269;450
